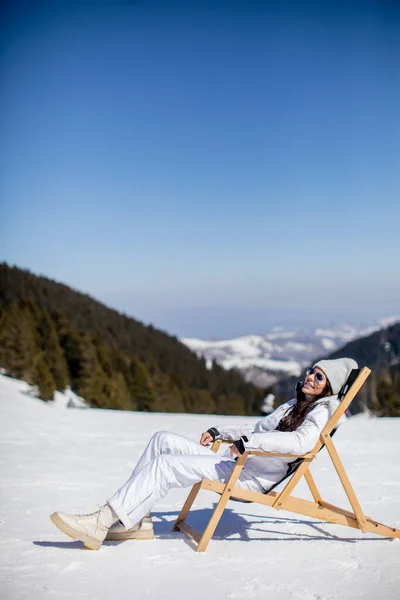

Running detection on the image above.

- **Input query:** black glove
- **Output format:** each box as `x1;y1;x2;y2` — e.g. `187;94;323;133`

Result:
233;436;249;455
207;427;220;440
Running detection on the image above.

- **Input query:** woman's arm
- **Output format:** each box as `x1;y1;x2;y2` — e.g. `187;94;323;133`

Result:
240;403;332;456
199;423;255;445
201;401;294;445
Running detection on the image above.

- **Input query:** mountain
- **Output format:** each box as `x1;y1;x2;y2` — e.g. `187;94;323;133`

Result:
0;264;263;415
273;321;400;416
182;318;400;387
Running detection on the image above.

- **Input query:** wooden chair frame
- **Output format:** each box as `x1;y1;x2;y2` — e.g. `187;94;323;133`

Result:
173;367;400;551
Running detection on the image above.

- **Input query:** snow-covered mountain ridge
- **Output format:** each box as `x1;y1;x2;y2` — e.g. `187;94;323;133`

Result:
182;316;400;387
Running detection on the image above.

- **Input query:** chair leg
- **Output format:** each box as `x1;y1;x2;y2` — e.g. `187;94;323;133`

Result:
323;434;368;533
173;482;202;531
196;453;249;552
174;452;250;552
196;489;231;552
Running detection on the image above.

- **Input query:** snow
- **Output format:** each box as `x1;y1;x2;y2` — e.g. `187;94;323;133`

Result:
52;387;88;409
265;331;297;340
1;373;400;600
315;316;400;344
314;326;358;340
377;316;400;328
321;338;337;351
183;335;274;357
284;341;313;352
182;334;300;377
223;356;301;375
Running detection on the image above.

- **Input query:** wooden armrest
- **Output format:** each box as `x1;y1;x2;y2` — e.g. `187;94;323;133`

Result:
210;438;231;452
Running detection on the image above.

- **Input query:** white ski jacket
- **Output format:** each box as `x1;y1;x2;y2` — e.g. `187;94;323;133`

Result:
216;395;343;491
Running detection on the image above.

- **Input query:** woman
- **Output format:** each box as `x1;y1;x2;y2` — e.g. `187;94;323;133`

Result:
51;357;357;550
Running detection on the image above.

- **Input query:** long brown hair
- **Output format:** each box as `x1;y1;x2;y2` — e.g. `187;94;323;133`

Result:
276;381;331;432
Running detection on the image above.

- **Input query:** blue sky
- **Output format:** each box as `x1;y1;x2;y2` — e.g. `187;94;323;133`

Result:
1;1;399;338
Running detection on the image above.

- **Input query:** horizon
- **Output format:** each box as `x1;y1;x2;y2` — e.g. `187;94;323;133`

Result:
3;261;399;340
1;1;399;338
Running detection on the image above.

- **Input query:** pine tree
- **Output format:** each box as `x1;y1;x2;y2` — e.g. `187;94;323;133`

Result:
37;309;69;390
52;311;86;387
74;334;109;408
31;353;56;400
0;301;38;380
393;369;400;416
154;372;186;413
95;338;115;378
191;389;216;414
376;370;397;416
103;373;135;411
216;393;245;416
127;356;157;411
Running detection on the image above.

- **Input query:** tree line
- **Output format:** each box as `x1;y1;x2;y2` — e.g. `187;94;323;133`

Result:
0;264;263;414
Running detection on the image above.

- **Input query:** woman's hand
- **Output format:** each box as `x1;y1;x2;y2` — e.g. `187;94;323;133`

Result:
229;444;240;458
229;437;248;457
200;432;213;446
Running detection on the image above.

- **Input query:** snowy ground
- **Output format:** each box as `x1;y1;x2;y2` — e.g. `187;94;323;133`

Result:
0;373;399;600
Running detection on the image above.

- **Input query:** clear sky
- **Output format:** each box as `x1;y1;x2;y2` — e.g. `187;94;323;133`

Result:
1;1;399;338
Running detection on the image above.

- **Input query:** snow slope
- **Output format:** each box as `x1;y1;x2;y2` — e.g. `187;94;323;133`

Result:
0;373;399;600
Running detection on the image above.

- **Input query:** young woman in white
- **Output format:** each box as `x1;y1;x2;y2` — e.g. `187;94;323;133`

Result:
51;357;357;549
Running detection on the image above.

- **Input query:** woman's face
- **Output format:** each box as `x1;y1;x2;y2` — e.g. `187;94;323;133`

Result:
302;367;330;397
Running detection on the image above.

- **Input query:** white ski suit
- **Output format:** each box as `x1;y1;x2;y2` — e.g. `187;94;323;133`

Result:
108;394;341;530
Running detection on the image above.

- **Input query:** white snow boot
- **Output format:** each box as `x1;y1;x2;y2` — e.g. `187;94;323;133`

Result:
106;512;154;541
50;503;116;550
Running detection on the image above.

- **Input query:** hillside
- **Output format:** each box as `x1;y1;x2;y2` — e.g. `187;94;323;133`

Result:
0;264;263;414
274;322;400;416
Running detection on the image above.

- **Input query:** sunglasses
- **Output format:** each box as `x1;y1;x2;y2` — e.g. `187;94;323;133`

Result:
306;368;325;383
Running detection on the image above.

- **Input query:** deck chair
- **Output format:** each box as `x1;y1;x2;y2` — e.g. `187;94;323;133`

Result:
173;367;400;551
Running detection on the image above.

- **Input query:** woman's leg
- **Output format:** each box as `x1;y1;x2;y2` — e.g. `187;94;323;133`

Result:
50;431;264;549
129;430;217;478
108;433;263;528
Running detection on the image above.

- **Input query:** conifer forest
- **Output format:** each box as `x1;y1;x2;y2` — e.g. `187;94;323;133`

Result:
0;264;263;414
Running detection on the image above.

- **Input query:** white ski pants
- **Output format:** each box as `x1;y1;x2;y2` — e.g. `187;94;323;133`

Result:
107;430;264;529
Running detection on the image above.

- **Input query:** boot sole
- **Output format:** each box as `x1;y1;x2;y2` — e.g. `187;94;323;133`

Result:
106;529;155;541
50;513;102;550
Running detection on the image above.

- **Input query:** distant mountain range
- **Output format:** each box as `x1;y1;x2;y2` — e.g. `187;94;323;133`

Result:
273;320;400;416
182;316;400;387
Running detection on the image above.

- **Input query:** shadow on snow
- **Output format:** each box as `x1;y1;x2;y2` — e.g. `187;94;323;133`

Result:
34;504;394;550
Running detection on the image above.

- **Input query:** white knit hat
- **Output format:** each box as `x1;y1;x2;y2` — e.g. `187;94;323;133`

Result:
312;357;358;395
